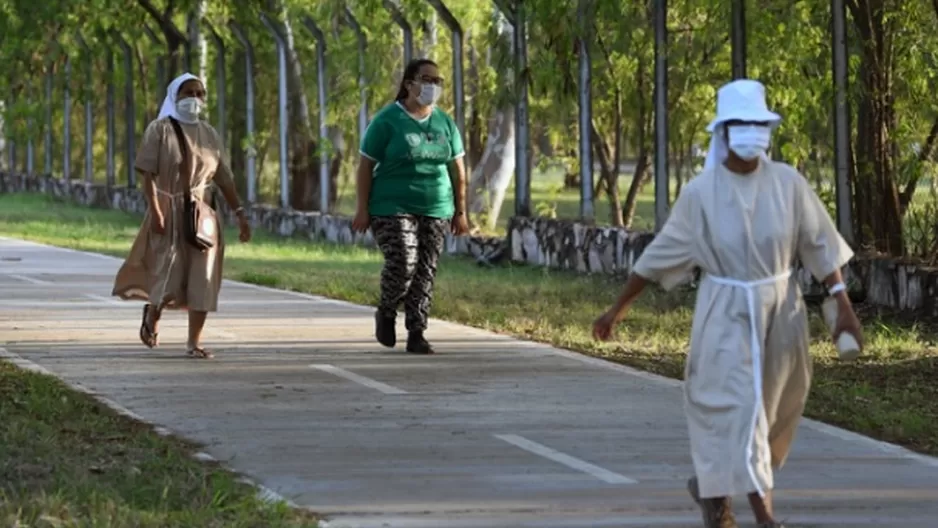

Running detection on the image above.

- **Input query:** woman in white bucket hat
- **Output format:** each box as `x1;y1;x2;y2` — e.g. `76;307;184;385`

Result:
593;79;863;528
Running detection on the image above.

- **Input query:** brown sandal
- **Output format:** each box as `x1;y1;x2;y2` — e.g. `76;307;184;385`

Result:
139;304;159;349
186;347;214;359
687;477;738;528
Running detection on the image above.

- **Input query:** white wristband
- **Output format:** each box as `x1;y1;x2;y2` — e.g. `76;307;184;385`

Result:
828;282;846;295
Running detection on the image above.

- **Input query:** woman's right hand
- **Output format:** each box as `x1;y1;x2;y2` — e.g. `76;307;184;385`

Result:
351;209;370;233
150;209;166;235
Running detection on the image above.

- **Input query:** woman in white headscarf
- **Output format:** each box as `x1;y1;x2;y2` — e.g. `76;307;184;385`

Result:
593;79;863;528
112;73;251;359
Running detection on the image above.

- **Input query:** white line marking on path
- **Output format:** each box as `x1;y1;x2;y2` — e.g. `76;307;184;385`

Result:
310;364;408;395
8;273;52;285
0;346;297;507
7;236;938;469
83;293;124;306
494;433;638;485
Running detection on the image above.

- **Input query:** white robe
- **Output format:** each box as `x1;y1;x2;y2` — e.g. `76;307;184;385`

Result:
633;159;853;499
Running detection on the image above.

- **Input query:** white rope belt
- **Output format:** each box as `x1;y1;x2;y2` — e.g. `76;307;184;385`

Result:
151;184;209;306
703;268;792;498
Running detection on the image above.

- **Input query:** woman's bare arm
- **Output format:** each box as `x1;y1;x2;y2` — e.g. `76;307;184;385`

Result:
447;156;467;215
356;157;376;213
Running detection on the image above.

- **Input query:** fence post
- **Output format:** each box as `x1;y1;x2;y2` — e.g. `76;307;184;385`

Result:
204;20;227;149
831;0;854;245
114;32;136;188
342;6;369;141
143;23;168;107
426;1;466;147
300;14;331;214
63;53;72;180
104;35;116;188
513;1;530;216
44;63;53;175
228;20;257;203
731;0;746;79
577;0;594;222
384;0;414;65
76;33;94;183
260;13;291;209
653;0;670;231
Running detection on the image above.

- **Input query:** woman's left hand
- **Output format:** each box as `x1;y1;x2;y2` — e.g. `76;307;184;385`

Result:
237;215;252;243
451;213;470;236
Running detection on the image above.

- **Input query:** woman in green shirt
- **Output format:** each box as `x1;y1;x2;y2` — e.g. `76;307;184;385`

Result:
351;58;470;354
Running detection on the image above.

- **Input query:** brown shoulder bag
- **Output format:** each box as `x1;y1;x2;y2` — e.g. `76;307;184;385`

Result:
167;117;217;252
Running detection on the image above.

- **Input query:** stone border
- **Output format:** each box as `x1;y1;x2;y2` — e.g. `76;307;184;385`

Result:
2;171;936;315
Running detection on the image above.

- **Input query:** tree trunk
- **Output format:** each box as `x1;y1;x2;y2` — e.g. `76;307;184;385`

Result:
467;30;485;169
279;7;317;211
465;11;515;230
229;48;247;192
620;54;651;228
850;0;903;254
468;105;515;230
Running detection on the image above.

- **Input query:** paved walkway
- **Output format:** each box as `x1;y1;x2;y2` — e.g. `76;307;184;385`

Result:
1;236;937;528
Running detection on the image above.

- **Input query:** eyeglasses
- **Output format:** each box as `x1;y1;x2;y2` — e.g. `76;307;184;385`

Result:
417;75;445;86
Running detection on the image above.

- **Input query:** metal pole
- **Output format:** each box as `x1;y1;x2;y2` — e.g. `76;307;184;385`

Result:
229;20;257;203
5;88;14;170
831;0;854;245
384;0;414;65
343;6;369;139
5;87;15;171
260;13;290;209
143;24;167;109
577;0;594;222
513;0;531;217
653;0;670;230
44;67;53;175
106;45;116;188
76;33;94;182
63;56;72;180
205;21;227;149
301;15;331;214
115;32;136;188
427;0;466;142
730;0;747;79
26;92;34;173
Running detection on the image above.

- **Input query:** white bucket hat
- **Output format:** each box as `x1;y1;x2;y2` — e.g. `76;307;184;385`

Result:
703;79;782;171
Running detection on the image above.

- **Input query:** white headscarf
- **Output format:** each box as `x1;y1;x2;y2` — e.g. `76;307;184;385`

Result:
702;79;782;172
157;73;202;124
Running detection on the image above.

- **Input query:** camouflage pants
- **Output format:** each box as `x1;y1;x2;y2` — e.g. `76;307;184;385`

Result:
370;214;449;332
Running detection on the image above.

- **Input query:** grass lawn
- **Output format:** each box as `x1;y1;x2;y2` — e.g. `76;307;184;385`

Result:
1;191;937;485
0;360;320;527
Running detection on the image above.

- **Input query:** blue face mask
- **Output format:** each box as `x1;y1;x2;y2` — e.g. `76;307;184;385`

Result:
728;125;771;160
175;97;204;122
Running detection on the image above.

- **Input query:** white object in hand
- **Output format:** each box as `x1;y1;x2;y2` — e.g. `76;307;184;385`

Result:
821;296;861;361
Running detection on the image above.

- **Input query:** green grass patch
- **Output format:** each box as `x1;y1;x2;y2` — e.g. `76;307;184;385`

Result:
1;192;937;463
0;361;320;527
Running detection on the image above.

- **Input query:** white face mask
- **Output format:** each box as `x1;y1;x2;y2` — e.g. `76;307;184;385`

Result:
416;83;443;107
176;97;204;121
727;124;771;161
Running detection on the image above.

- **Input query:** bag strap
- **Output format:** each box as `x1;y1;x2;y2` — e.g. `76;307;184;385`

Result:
167;117;193;199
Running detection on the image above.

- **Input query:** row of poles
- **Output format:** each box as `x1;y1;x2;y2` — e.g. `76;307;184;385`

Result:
1;0;854;243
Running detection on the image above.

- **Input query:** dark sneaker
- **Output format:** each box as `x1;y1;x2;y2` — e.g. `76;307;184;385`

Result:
375;311;396;348
406;331;435;354
687;477;738;528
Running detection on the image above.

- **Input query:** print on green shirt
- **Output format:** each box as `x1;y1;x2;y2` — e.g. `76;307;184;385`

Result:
360;102;465;218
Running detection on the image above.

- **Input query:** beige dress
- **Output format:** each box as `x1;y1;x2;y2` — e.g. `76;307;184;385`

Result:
633;160;853;499
112;118;234;312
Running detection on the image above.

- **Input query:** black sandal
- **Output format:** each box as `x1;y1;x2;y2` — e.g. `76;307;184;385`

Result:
139;304;159;349
186;347;215;359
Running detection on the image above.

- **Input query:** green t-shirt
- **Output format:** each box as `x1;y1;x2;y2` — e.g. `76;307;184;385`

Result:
360;102;465;218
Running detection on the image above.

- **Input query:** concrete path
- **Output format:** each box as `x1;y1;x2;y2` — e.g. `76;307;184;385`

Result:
1;235;937;528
